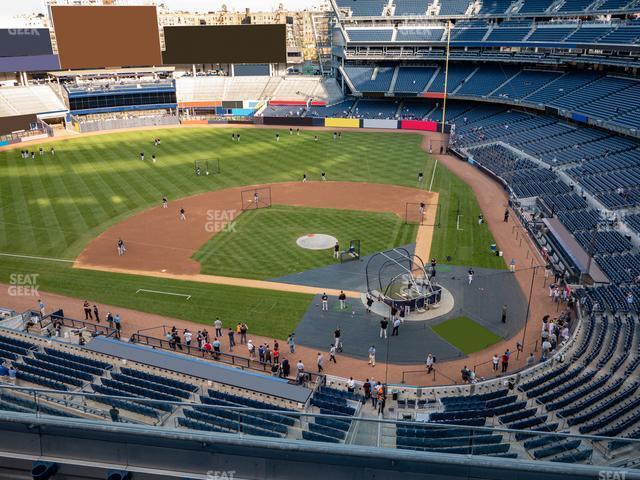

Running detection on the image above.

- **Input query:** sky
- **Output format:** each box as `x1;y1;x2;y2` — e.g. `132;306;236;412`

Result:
0;0;324;22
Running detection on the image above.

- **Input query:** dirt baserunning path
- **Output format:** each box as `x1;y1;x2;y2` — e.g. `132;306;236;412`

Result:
75;181;438;298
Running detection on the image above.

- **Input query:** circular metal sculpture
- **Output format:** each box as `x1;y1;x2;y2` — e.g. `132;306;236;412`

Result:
365;248;442;312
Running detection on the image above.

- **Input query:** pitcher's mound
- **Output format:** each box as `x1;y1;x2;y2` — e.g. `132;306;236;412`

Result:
296;233;337;250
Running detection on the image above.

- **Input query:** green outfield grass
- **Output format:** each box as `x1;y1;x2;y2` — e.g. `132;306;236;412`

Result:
0;128;501;268
0;127;504;336
432;316;503;354
193;205;418;279
0;256;311;339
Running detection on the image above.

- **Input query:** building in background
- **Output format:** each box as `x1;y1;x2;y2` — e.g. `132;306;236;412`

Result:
38;0;329;63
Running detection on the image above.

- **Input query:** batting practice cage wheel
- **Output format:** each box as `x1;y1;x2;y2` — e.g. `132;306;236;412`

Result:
339;239;361;263
365;248;442;312
405;202;441;226
241;186;273;211
194;159;221;176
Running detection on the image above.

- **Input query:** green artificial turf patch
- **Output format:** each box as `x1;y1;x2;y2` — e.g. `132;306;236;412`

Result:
432;316;502;354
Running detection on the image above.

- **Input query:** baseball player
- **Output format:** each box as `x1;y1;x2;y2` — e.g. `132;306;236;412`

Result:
321;293;328;311
302;173;307;183
162;197;168;209
140;152;145;161
179;208;186;221
253;191;259;207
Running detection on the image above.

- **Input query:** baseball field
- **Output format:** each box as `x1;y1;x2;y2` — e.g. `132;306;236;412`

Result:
0;127;504;338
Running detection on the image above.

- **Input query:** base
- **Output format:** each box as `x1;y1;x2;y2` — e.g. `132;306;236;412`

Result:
360;287;454;321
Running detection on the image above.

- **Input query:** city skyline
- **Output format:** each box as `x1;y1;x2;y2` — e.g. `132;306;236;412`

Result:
0;0;325;24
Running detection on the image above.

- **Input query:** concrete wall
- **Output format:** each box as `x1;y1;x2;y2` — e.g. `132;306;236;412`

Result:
0;413;633;480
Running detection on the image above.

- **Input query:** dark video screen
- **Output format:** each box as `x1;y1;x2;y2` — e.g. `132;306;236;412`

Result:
162;24;287;64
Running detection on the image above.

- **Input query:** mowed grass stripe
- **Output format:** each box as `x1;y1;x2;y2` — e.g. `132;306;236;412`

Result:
6;158;39;253
25;159;65;254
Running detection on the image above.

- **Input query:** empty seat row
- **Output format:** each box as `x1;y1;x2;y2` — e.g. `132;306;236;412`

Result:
120;367;198;392
44;347;112;371
17;363;83;387
111;372;192;399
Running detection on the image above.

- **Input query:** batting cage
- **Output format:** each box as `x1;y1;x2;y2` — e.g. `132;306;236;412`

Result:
194;159;221;176
241;186;272;211
405;202;441;226
365;248;442;312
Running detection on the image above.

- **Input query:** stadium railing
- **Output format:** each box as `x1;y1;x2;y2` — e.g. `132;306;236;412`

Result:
130;330;325;387
0;385;639;468
39;313;119;339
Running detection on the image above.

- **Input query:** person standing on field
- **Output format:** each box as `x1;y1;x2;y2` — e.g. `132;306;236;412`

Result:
317;352;324;373
379;318;388;339
321;293;328;311
368;345;376;366
329;344;337;363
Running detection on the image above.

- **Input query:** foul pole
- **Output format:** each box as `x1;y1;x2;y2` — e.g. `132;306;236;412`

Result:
441;20;452;134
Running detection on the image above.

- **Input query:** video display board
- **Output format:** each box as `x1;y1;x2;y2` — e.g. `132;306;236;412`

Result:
162;25;287;65
51;6;162;69
0;29;53;58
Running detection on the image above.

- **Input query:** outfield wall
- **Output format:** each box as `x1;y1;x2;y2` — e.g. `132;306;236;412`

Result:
256;116;450;134
324;118;361;128
400;120;440;132
362;119;399;129
77;114;179;133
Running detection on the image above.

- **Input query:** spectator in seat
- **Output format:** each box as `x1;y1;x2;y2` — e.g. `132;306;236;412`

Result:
109;405;120;423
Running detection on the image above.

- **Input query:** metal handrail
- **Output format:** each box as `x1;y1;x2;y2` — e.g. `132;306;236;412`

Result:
1;385;639;454
130;331;325;385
